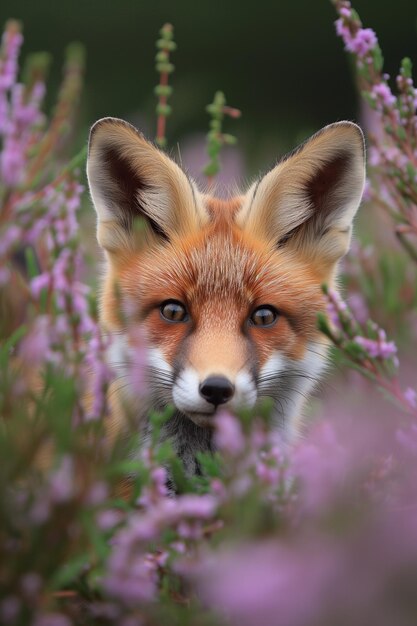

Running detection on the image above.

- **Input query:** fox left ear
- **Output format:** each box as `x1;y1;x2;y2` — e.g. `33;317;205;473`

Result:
87;117;206;257
238;122;365;275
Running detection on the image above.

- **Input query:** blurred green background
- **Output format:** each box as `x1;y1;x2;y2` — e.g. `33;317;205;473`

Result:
2;0;417;178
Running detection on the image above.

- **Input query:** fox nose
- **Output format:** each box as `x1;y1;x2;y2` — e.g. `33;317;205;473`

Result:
199;376;235;406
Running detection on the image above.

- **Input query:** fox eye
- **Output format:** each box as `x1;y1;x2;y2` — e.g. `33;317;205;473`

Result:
160;300;188;323
250;305;278;327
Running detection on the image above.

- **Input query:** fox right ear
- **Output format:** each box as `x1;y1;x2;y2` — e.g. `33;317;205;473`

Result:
87;117;205;255
237;122;365;278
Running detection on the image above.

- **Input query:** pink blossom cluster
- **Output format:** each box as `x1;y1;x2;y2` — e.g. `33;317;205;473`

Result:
101;411;292;610
104;492;218;606
18;177;113;418
0;21;46;187
0;19;111;423
18;180;95;370
354;327;397;360
335;8;377;59
183;412;417;626
0;21;22;124
371;81;397;111
323;286;417;418
333;0;417;253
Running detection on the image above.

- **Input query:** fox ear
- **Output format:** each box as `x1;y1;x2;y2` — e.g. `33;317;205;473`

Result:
238;122;365;274
87;117;205;255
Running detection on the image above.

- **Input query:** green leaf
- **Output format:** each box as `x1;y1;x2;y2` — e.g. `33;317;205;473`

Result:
317;311;331;335
396;126;406;141
203;161;220;177
52;554;89;589
344;340;368;359
372;45;384;73
154;85;173;97
223;133;237;145
106;459;143;477
1;325;27;356
168;455;195;493
156;103;172;116
401;56;413;78
195;451;222;479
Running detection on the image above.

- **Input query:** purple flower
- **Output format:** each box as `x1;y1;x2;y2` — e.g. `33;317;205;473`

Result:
348;292;369;325
48;455;75;504
33;613;72;626
0;223;21;256
97;509;124;531
372;82;396;109
0;596;20;623
86;481;108;506
354;331;397;360
404;387;417;410
0;22;23;93
335;15;377;59
19;316;54;364
214;410;245;455
30;273;50;297
20;572;42;598
325;287;348;329
193;540;342;626
85;325;113;420
345;28;377;57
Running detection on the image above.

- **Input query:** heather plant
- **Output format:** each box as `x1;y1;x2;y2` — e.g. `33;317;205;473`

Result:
203;91;241;186
333;0;417;263
1;7;417;626
154;23;176;149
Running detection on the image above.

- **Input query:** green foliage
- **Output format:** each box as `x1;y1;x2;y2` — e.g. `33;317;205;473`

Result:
203;91;241;180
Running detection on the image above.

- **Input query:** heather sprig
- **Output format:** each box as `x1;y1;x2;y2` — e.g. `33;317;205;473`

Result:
319;285;417;418
0;20;108;424
333;0;417;263
203;90;241;186
0;29;84;201
341;240;417;336
154;23;176;149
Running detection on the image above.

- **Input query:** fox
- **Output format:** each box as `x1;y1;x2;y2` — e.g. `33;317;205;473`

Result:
87;117;365;474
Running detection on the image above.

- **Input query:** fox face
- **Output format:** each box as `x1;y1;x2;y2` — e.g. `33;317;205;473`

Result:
87;118;365;453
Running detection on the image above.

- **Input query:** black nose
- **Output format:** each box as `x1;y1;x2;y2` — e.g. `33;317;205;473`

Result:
199;376;235;406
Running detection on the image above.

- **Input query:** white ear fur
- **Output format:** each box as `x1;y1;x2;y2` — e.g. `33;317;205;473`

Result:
87;117;206;254
237;122;366;266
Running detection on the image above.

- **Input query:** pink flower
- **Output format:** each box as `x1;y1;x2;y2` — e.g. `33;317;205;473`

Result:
0;596;20;623
354;331;397;360
335;16;377;59
33;613;72;626
30;272;50;297
214;410;245;455
193;540;342;626
48;456;74;504
404;387;417;410
0;23;23;93
345;28;377;57
348;292;369;325
97;509;124;531
372;82;396;109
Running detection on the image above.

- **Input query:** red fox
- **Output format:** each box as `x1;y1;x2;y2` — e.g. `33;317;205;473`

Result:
87;118;365;473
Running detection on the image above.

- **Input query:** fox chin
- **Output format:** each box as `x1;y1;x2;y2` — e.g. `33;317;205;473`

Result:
87;117;365;473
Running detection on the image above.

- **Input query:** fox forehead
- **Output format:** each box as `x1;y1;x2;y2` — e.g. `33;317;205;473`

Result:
115;196;324;327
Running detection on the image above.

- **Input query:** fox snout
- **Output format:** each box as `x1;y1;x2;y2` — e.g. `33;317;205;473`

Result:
199;376;235;406
172;362;257;426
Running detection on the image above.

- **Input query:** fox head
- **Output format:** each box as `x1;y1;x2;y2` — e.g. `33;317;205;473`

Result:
87;118;365;439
